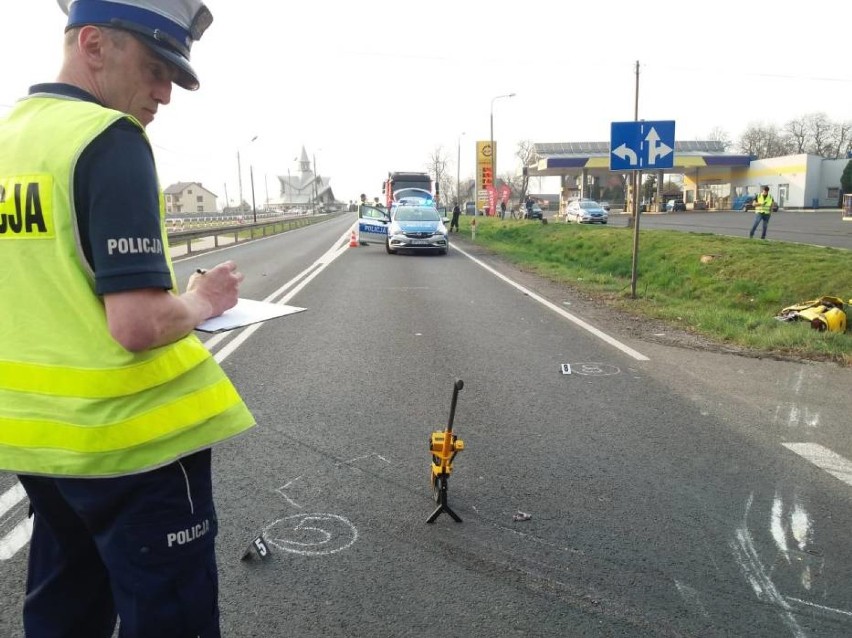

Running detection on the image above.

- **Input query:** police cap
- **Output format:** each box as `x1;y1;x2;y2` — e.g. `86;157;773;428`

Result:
57;0;213;91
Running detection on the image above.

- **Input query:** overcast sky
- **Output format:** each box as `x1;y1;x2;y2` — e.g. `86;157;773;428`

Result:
4;1;850;207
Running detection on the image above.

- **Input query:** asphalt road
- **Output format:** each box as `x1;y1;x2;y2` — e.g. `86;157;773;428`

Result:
588;209;852;250
2;214;852;637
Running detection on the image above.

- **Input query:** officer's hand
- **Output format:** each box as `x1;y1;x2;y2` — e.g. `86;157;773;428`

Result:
188;261;244;318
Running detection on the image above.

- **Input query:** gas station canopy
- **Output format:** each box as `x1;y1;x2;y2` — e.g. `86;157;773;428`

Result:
526;141;751;177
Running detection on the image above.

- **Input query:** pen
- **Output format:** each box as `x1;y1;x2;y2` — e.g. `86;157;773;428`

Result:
196;268;207;275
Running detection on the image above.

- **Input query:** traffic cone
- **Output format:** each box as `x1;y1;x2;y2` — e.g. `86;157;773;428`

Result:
349;230;359;247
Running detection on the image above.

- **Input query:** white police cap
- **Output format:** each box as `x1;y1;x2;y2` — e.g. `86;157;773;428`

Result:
57;0;213;90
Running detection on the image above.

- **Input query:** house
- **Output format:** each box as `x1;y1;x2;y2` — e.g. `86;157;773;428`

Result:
163;182;218;214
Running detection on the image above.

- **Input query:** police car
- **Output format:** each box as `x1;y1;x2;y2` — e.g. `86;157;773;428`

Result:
358;194;449;255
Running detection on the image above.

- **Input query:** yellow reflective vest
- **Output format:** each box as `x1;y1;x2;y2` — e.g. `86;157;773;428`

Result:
756;192;774;215
0;94;255;477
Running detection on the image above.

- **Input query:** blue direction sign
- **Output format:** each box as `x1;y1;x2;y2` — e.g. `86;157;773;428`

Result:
610;120;676;171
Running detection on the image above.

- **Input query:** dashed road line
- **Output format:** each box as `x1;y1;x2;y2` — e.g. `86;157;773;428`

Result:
783;442;852;487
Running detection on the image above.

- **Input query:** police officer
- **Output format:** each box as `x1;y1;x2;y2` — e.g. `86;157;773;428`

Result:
749;185;775;239
450;202;461;232
0;1;254;636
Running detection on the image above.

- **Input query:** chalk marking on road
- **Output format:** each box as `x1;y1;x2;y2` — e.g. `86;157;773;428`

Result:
0;516;33;561
275;476;304;510
785;597;852;620
774;370;821;429
730;493;805;638
673;580;710;618
338;453;391;467
213;232;350;363
452;244;649;361
263;513;358;556
569;363;621;377
782;442;852;487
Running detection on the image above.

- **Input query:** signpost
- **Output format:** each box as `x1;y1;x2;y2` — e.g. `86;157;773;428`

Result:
610;120;676;298
610;121;675;171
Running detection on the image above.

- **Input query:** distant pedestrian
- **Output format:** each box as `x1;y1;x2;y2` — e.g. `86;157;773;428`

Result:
450;203;461;232
500;200;507;219
749;186;774;239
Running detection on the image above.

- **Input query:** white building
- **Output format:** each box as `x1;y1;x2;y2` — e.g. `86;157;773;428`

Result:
268;147;336;211
163;182;218;214
526;141;850;210
731;154;847;209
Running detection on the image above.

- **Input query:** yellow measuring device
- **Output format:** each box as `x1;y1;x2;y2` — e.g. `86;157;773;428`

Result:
427;379;465;524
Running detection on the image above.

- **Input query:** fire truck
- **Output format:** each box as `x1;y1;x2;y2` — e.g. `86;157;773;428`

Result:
383;172;435;208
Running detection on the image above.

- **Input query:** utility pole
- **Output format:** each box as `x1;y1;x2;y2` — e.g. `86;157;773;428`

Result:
237;151;243;210
456;132;466;207
630;60;641;299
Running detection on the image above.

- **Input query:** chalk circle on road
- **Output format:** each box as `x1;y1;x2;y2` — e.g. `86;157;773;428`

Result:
264;513;358;556
569;363;621;377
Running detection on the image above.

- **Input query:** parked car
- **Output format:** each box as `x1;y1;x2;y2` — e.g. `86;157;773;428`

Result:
524;204;543;220
666;199;686;212
463;201;477;216
565;199;608;224
386;205;449;255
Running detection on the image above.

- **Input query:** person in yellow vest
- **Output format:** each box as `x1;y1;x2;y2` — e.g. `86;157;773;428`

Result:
749;185;775;239
0;1;254;636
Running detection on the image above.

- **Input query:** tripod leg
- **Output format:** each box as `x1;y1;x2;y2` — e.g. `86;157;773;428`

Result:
426;475;462;524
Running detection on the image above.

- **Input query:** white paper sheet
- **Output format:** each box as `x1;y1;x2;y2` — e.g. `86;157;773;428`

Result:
195;298;306;333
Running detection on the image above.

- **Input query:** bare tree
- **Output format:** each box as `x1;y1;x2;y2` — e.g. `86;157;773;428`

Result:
425;145;451;206
707;127;732;151
783;116;809;154
805;113;833;157
747;113;852;159
831;121;852;159
738;122;791;158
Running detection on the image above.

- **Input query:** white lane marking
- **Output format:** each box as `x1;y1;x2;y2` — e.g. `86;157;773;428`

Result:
213;231;350;363
452;244;649;361
782;443;852;487
0;483;30;560
0;482;26;519
0;516;33;561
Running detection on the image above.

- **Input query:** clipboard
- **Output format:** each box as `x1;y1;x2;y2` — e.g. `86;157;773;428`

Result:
195;298;306;333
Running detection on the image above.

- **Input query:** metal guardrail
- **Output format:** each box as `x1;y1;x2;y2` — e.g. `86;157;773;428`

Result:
166;213;343;255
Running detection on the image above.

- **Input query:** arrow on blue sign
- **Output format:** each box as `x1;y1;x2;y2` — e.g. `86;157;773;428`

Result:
610;121;676;170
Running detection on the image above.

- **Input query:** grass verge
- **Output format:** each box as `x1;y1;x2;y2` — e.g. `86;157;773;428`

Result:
457;216;852;366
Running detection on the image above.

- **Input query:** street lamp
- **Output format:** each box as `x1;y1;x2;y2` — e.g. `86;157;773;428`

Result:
249;165;257;223
236;135;258;217
490;93;515;215
457;132;465;207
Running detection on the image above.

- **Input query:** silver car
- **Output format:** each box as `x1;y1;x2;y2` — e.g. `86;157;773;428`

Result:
566;199;609;224
386;205;449;255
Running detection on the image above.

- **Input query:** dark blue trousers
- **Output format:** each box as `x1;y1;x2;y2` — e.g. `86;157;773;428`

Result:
18;449;220;638
749;213;770;238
